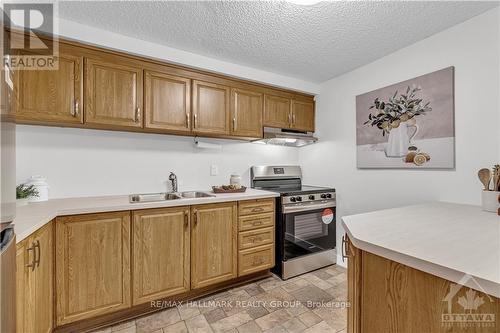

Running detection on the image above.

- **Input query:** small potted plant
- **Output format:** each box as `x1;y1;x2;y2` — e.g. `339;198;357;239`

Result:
16;184;39;207
364;86;432;157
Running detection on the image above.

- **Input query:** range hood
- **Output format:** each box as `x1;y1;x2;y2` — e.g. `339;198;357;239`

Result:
252;127;318;147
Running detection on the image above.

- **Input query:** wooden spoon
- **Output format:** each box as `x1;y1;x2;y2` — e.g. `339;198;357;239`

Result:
478;168;491;190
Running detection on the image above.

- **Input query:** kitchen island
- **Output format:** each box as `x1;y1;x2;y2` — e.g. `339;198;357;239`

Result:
342;202;500;333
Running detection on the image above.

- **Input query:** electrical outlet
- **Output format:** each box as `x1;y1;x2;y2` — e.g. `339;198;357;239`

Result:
210;164;218;176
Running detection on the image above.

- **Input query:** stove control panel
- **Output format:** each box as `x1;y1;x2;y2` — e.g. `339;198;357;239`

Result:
282;192;336;205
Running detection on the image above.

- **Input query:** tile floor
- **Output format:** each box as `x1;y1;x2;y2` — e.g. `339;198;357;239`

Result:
93;265;347;333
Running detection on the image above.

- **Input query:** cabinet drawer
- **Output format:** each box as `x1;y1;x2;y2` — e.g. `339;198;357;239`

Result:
238;213;274;232
238;244;274;276
239;227;274;250
238;199;274;216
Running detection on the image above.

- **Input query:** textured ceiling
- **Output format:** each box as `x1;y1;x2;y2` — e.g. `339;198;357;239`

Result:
58;1;498;83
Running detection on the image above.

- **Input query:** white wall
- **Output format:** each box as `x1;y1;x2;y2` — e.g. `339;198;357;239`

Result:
299;8;500;265
16;125;298;198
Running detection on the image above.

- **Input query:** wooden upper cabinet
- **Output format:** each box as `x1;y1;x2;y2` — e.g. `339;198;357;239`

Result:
263;94;291;129
192;80;230;135
230;88;263;138
16;221;53;333
85;56;143;128
191;202;237;289
132;207;190;305
291;99;315;132
55;212;131;325
12;49;83;124
144;71;191;133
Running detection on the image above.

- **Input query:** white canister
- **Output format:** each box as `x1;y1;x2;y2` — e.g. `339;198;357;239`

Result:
230;173;242;187
481;190;500;213
27;176;49;202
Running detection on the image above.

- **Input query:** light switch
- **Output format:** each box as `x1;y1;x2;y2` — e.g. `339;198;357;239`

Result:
210;164;218;176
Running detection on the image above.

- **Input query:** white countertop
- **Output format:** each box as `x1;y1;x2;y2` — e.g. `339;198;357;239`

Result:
342;202;500;298
14;189;278;243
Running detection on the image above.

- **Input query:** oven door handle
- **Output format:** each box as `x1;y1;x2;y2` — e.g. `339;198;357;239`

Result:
282;200;336;214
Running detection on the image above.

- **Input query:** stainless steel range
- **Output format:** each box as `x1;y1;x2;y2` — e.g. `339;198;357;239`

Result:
251;165;336;280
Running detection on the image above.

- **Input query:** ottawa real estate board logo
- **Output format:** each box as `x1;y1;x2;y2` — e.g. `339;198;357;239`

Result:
2;2;58;70
442;274;495;329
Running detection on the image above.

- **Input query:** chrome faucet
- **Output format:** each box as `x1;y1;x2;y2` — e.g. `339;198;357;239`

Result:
168;172;178;193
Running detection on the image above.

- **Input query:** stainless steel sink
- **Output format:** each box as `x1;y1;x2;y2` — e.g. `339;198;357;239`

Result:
129;192;181;203
180;191;215;198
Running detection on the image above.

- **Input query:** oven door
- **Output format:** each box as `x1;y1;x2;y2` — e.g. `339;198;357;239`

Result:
281;200;336;261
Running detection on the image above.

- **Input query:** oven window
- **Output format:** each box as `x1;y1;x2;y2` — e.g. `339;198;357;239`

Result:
283;208;336;261
293;212;328;240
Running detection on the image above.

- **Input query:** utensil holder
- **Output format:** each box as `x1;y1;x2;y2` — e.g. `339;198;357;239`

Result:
481;190;500;212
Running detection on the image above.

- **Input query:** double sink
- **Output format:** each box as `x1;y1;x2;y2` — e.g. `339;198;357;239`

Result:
129;191;215;203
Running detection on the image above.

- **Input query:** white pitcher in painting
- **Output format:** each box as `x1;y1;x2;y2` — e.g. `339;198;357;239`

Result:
385;120;419;157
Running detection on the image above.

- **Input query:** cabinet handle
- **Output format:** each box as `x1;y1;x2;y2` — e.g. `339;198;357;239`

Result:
232;117;236;131
194;114;198;129
288;113;292;126
186;113;190;129
71;100;79;117
26;242;36;271
341;235;348;262
292;113;296;125
184;211;189;228
252;221;263;226
34;240;40;267
135;107;141;123
251;207;264;213
193;210;198;226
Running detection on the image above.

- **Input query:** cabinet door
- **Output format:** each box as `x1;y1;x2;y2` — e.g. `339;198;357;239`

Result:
144;71;191;133
230;88;263;138
16;238;33;333
55;212;131;325
12;51;83;124
263;95;291;129
16;222;53;333
192;80;230;135
291;100;315;132
33;223;53;333
191;202;237;289
132;207;190;305
85;57;143;128
346;236;361;333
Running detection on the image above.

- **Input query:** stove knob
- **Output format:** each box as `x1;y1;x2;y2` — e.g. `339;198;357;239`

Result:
309;195;315;200
326;193;332;198
320;194;327;199
296;196;302;202
290;197;296;202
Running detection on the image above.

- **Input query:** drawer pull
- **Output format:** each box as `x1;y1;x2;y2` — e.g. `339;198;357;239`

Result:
251;236;263;243
252;221;263;226
251;207;264;213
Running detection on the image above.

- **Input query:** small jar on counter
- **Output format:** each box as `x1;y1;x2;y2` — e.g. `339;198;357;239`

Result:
230;173;242;188
27;176;49;202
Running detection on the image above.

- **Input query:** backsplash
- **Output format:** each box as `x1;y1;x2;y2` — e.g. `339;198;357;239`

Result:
16;125;299;199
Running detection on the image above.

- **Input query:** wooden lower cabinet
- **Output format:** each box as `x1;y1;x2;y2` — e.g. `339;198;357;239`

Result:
132;207;190;305
17;200;277;331
346;236;500;333
191;202;238;289
55;211;131;325
237;199;275;277
16;221;53;333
